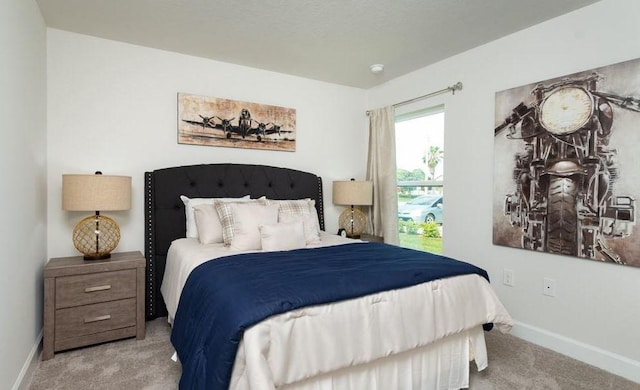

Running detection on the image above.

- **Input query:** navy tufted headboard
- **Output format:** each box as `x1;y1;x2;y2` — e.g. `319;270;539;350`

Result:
144;163;324;320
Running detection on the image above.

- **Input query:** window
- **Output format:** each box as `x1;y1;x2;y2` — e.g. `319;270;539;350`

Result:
395;106;444;254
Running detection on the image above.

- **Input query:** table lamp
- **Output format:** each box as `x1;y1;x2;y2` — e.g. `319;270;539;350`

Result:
62;172;131;260
332;179;373;238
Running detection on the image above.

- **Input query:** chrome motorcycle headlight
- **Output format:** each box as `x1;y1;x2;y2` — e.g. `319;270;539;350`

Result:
539;86;594;135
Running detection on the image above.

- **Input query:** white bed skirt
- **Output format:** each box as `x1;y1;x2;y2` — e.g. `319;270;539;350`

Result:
233;326;486;390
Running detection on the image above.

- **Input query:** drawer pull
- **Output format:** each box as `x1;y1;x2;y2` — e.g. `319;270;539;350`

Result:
84;314;112;323
84;285;112;293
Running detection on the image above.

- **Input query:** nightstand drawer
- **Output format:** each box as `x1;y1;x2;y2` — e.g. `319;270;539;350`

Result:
55;269;136;309
55;298;136;340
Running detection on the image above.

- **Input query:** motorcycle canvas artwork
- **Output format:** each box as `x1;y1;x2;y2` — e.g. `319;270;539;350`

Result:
178;93;296;152
493;58;640;267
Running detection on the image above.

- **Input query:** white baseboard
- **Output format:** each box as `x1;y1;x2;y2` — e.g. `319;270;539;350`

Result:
12;330;42;390
510;320;640;384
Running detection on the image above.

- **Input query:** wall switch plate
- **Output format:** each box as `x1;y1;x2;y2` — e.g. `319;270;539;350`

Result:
543;277;556;297
503;268;515;286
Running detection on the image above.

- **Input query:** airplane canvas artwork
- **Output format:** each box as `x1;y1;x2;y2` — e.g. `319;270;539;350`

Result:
178;93;296;152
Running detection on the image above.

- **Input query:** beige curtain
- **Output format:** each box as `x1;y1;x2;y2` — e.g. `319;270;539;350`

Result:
366;106;399;245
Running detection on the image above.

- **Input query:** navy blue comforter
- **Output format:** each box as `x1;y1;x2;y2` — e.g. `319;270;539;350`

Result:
171;242;489;389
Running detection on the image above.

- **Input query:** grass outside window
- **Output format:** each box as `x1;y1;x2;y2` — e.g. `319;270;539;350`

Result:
399;233;443;254
398;219;443;254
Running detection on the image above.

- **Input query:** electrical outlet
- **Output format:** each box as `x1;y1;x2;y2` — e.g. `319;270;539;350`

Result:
543;277;556;297
503;268;515;287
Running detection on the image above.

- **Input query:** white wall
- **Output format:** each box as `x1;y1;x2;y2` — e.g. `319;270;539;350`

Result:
46;29;368;259
0;0;47;388
368;0;640;382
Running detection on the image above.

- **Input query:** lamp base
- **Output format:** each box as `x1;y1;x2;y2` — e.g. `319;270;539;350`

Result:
72;214;121;260
338;207;368;237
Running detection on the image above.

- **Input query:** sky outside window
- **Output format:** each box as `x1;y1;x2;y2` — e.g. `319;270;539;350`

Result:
395;112;444;180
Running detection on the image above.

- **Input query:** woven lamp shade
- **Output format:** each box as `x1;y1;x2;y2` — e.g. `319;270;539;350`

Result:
63;174;131;211
63;173;131;260
333;180;373;238
332;181;373;206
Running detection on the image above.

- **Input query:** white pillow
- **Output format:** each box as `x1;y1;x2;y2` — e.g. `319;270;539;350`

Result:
180;195;250;238
259;221;307;251
193;204;224;244
279;213;321;244
228;203;280;251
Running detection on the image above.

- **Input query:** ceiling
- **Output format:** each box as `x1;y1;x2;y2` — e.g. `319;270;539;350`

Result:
36;0;600;89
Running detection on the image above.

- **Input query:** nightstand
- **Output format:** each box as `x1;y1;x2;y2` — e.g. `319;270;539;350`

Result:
43;251;146;360
360;233;384;242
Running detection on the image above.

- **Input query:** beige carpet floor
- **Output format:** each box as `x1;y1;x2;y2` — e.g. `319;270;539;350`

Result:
28;318;639;390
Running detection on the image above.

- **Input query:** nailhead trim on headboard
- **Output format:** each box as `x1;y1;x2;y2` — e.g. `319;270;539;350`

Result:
144;172;156;319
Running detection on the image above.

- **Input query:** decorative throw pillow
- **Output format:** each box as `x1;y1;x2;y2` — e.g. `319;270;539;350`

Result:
264;198;321;230
180;195;249;238
215;198;267;246
259;221;307;251
279;213;321;244
266;198;312;215
193;204;225;244
228;203;279;251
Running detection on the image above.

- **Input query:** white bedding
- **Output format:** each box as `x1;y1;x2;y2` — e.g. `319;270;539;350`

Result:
161;232;513;389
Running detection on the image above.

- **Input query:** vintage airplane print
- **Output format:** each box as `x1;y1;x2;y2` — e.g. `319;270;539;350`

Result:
178;93;296;152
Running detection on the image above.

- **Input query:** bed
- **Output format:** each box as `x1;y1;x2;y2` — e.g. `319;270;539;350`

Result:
144;163;513;390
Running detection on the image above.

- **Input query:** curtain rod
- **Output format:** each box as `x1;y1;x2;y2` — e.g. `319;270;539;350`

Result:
366;82;463;116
